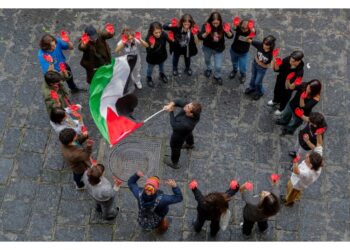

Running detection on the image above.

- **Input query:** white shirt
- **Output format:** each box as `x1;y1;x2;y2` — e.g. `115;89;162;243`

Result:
291;160;322;191
117;39;140;55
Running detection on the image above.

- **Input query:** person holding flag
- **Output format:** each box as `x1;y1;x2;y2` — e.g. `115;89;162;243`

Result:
163;99;202;169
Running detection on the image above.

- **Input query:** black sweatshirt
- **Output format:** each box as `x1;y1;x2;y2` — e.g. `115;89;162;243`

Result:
289;82;319;116
231;26;252;54
198;24;233;52
145;31;168;65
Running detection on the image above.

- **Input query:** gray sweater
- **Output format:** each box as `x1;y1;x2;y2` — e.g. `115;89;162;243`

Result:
83;173;115;202
242;184;280;222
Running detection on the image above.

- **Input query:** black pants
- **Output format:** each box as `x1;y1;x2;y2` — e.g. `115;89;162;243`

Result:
170;132;194;164
95;196;118;220
73;172;84;188
273;77;293;111
64;63;78;90
194;213;220;237
242;217;268;236
115;94;138;117
172;52;191;71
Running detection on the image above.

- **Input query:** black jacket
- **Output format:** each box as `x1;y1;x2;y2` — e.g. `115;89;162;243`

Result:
163;23;198;57
145;31;168;65
198;24;233;52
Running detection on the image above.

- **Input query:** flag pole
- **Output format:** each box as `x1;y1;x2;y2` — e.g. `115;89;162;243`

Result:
143;109;165;123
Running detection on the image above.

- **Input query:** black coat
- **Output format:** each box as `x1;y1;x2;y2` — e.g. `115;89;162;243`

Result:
163;23;198;57
146;31;168;65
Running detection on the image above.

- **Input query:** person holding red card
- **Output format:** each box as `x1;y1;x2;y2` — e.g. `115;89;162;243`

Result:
163;14;199;77
115;27;149;90
189;179;240;237
282;151;323;207
145;22;170;87
79;24;115;84
268;50;305;114
42;71;71;115
83;163;119;220
198;12;233;85
239;180;280;238
229;19;256;84
244;35;276;100
59;128;94;190
38;34;84;93
276;79;322;135
289;112;327;159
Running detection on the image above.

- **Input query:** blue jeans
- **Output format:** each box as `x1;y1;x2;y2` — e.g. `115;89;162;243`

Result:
73;172;84;188
172;53;191;71
202;46;223;78
147;63;164;77
249;60;267;95
279;103;303;133
229;49;248;76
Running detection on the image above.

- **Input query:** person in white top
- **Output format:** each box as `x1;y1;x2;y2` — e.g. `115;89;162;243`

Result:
283;151;323;206
115;27;149;90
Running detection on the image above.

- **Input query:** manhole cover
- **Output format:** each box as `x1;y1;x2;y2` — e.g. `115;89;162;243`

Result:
108;137;163;185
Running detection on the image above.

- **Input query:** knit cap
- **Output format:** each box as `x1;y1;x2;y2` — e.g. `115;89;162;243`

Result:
144;176;160;190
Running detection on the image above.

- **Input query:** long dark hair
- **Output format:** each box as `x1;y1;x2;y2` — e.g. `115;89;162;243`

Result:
206;11;224;37
309;112;327;129
257;192;280;217
307;79;322;98
203;192;231;214
262;35;276;51
179;13;195;29
147;21;162;38
50;107;66;124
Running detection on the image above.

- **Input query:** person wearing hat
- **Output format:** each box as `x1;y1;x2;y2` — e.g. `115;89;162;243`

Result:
78;24;115;84
128;171;183;233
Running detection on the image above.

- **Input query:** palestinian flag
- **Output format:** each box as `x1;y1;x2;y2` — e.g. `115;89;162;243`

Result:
89;55;143;146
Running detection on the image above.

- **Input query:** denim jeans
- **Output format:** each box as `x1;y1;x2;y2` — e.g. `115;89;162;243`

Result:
73;172;85;188
202;46;223;78
147;63;164;77
229;48;249;76
249;60;267;95
172;53;191;71
279;103;303;133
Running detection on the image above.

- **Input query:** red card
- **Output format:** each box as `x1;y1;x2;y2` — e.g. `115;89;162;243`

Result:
113;176;123;186
223;22;231;33
272;48;279;57
270;173;280;183
230;179;238;189
90;157;97;166
81;33;90;45
43;54;53;63
135;31;141;40
168;31;174;41
275;57;282;66
245;182;253;191
81;125;88;134
191;24;199;35
286;72;295;80
121;34;129;44
205;23;212;33
294;108;304;118
315;127;326;135
148;35;155;45
189;180;198;190
294;77;303;86
233;16;240;26
171;17;178;27
60;30;70;42
69;104;80;111
248;31;255;38
59;62;66;72
248;20;254;29
293;155;300;163
71;111;81;119
50;90;58;101
105;23;114;34
301;91;308;99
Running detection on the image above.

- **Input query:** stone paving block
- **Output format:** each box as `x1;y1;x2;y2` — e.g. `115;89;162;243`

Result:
44;152;65;171
182;230;207;241
300;200;327;222
88;225;114;241
117;187;139;214
0;231;18;241
54;225;86;241
155;216;183;241
0;127;22;157
26;107;50;128
324;166;349;199
0;82;17;106
0;110;9;139
33;184;61;215
276;203;300;231
61;184;90;201
57;199;92;225
8;107;29;128
133;230;157;241
113;212;138;240
326;220;349;241
4;179;38;203
327;199;350;222
14;79;37;108
21;127;49;154
89;207;117;225
16;151;43;179
275;230;299;241
27;213;55;241
1;200;31;232
255;135;278;165
0;158;14;185
299;218;327;241
40;168;61;184
302;173;324;199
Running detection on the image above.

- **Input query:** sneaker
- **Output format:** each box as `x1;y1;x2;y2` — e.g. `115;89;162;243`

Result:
185;68;192;76
274;109;282;116
244;87;255;95
252;92;263;100
204;69;212;78
163;157;181;169
159;73;168;83
135;81;142;89
267;100;277;106
182;143;194;149
229;70;237;79
71;87;87;94
75;183;86;190
239;75;246;84
147;76;155;88
214;77;223;85
173;70;178;76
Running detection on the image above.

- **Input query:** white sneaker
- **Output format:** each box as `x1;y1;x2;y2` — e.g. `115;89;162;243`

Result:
135;81;142;89
274;110;282;116
267;100;277;106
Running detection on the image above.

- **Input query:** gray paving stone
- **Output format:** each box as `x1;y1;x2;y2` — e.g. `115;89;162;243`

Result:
113;212;138;240
40;169;61;184
57;199;92;225
21;127;50;154
33;184;61;215
1;200;31;232
54;225;86;241
276;203;300;231
88;225;114;241
275;230;299;241
4;179;38;203
27;213;55;241
0;158;14;185
16;151;43;179
0;127;22;157
327;199;350;222
44;152;65;170
299;218;327;241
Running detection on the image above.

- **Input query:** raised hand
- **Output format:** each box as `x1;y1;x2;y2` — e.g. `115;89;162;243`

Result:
315;127;326;135
121;34;129;44
248;31;255;38
168;31;174;41
286;72;295;80
60;30;70;42
171;18;178;27
248;20;254;29
148;35;156;46
223;22;231;33
244;181;253;191
294;107;304;118
135;31;141;40
275;57;282;66
303;133;309;141
301;91;308;99
205;23;212;34
105;23;115;34
59;62;66;72
270;173;280;183
50;90;59;101
233;16;240;26
43;54;53;63
81;33;90;45
229;179;239;190
189;179;198;190
191;24;199;35
294;77;303;86
272;48;279;58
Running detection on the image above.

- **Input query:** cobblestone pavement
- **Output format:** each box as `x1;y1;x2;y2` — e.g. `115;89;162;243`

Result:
0;9;349;241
